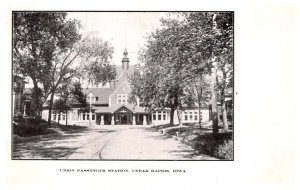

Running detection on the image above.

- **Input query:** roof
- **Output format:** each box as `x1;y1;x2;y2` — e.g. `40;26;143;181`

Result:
115;65;134;80
95;104;148;114
24;62;138;107
83;88;114;104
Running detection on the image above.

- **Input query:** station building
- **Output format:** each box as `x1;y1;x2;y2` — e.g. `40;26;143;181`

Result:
41;49;210;127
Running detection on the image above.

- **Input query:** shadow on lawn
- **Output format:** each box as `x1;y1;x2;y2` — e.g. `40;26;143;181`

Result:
149;123;233;160
13;135;80;159
12;126;116;159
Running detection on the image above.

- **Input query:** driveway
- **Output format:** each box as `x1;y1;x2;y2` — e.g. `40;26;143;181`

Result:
13;126;215;160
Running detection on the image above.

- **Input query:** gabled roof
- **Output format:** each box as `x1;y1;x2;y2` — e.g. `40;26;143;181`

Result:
95;104;148;114
115;65;134;78
83;88;114;104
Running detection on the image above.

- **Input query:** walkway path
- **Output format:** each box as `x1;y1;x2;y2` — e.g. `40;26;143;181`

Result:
13;125;215;160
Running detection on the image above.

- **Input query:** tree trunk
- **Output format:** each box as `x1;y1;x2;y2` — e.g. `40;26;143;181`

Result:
47;91;55;126
65;110;68;126
32;81;41;116
170;107;175;126
211;13;219;135
211;65;218;135
57;112;61;125
198;74;203;128
221;100;228;131
177;108;183;126
198;101;202;128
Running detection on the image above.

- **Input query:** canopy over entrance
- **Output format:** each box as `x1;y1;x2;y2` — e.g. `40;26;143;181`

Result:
114;105;133;125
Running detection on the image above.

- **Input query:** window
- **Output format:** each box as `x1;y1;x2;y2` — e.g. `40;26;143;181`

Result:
185;115;188;121
92;114;95;120
53;114;56;121
153;114;156;120
83;114;85;120
190;114;193;120
117;94;128;104
62;114;66;120
194;111;198;121
158;115;161;120
87;114;89;120
95;97;99;101
162;111;166;120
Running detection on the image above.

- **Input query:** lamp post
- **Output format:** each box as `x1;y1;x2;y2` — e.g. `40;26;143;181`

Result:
87;92;94;128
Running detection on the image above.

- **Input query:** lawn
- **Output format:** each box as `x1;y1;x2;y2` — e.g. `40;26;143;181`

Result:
150;122;233;160
13;116;89;144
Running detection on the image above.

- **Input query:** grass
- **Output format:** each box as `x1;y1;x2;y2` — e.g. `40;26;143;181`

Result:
152;122;233;160
13;116;88;137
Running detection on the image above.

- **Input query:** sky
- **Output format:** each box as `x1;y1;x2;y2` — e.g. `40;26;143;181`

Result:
67;12;167;66
25;12;167;88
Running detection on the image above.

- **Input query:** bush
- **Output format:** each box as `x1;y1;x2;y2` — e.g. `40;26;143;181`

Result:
13;117;54;137
193;132;233;160
215;139;233;160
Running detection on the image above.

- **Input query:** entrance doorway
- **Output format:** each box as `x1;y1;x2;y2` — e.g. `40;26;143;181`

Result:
114;106;133;125
120;113;128;124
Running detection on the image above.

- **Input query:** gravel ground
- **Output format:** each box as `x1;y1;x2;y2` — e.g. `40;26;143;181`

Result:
13;125;216;160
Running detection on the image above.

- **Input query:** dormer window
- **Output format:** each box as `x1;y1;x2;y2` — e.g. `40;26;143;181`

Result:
117;94;128;104
95;97;99;101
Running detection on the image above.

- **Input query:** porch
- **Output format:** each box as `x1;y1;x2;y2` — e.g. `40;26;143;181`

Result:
94;105;151;126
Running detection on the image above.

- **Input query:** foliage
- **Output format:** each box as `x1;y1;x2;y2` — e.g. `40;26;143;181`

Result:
129;17;194;125
13;117;55;137
130;12;233;128
184;74;211;107
215;139;233;160
193;131;233;159
54;81;87;109
80;34;116;85
53;81;88;124
13;12;116;124
13;12;82;114
71;82;88;108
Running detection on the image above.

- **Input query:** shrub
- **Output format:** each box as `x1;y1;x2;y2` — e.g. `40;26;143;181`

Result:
13;117;55;137
193;132;233;159
215;139;233;160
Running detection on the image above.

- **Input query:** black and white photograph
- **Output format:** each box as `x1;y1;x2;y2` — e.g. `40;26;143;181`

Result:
12;11;234;160
1;0;298;188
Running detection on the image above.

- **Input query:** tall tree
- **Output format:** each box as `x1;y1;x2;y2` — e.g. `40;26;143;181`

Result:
129;17;194;126
46;34;116;125
181;12;233;132
214;13;233;131
13;13;116;125
13;12;81;116
130;12;233;131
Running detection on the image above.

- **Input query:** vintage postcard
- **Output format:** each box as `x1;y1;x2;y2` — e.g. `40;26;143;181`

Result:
2;0;298;189
12;11;234;161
